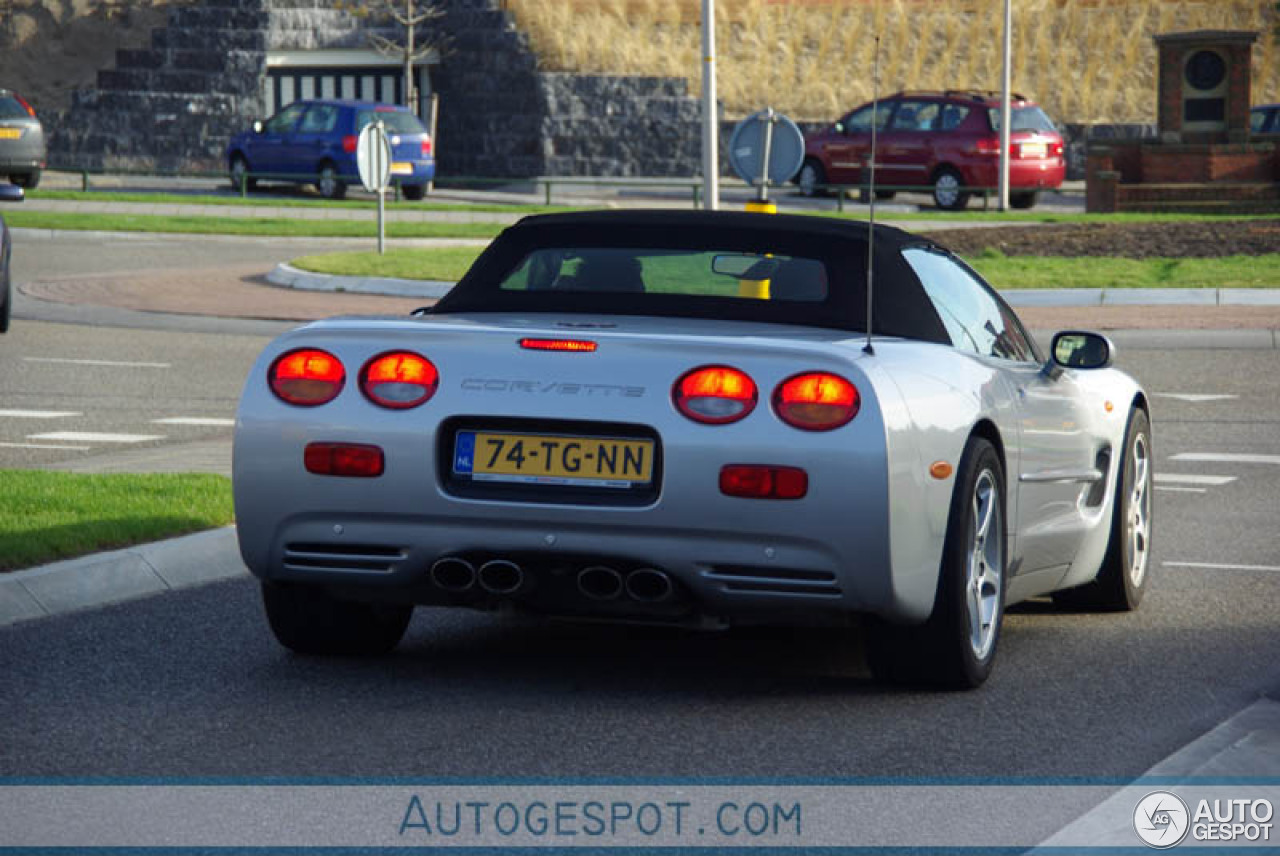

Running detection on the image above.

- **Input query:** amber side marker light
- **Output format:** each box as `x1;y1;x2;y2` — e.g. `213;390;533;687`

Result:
304;442;385;477
270;349;345;406
520;338;598;353
361;351;439;409
930;461;954;480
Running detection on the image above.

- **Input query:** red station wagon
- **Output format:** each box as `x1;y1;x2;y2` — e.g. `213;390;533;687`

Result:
797;90;1066;210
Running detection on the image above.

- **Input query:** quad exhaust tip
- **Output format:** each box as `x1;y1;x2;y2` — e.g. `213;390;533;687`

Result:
430;557;476;592
625;567;673;603
478;559;525;594
578;566;624;601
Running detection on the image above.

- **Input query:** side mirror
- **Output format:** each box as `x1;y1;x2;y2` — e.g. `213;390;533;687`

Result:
1049;330;1114;371
0;184;24;203
252;120;264;134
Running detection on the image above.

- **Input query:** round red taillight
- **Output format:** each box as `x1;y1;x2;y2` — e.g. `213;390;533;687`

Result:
269;349;345;406
673;365;757;424
360;351;439;409
773;372;859;431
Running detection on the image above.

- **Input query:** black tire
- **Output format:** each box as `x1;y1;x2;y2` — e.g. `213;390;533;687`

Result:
1;265;10;334
932;166;969;211
865;436;1006;689
316;163;347;200
875;189;896;200
1054;408;1153;611
1009;191;1038;209
12;171;39;190
229;155;257;192
796;159;827;197
262;582;412;655
401;183;426;201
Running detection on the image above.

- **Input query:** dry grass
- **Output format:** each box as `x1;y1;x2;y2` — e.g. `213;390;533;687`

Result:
504;0;1280;123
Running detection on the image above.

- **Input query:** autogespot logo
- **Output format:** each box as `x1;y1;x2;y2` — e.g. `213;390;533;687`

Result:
1134;791;1191;849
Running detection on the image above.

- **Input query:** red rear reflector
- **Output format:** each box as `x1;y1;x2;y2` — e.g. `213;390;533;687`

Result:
304;442;384;477
773;372;859;431
342;135;357;153
673;365;758;424
519;338;597;353
720;465;808;500
422;137;433;157
360;351;439;409
269;349;345;406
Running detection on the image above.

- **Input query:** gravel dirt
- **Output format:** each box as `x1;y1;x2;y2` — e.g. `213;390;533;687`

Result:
926;219;1280;259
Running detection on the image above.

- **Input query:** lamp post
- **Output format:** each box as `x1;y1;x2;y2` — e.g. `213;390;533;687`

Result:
700;0;719;210
998;0;1012;210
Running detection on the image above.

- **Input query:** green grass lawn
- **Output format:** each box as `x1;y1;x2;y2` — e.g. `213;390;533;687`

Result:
4;210;507;240
0;471;234;572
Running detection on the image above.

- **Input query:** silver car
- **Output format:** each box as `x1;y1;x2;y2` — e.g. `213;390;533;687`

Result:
233;210;1153;689
0;89;45;190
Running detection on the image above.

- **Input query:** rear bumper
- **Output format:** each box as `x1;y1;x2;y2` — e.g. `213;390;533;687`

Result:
965;158;1065;191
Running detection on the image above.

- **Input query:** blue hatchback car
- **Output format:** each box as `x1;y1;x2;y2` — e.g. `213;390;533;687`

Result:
225;99;435;200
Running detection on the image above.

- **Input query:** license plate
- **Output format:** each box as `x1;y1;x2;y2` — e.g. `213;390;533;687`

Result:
0;128;21;140
1020;141;1046;158
453;431;654;488
390;161;413;175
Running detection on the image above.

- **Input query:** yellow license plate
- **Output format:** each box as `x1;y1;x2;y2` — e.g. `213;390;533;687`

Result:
1020;142;1046;158
0;128;22;140
390;161;413;175
454;431;654;487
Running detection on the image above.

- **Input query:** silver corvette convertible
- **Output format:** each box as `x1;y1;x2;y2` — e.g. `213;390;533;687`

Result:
233;210;1152;688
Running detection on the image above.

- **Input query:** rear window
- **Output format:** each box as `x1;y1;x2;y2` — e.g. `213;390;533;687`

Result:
356;110;427;135
0;96;31;120
498;247;828;302
987;105;1057;133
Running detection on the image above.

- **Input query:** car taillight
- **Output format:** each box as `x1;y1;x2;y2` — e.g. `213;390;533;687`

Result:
342;135;357;153
720;465;808;500
673;366;757;424
360;351;438;409
269;349;345;406
973;137;1001;156
773;372;859;431
14;93;36;118
422;137;433;157
520;338;597;352
1051;140;1064;157
304;442;384;477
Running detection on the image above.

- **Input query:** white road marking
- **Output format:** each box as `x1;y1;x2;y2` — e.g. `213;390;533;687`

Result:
1165;561;1280;573
1153;473;1236;486
1154;486;1206;493
1170;452;1280;466
0;409;81;419
1153;393;1238;403
0;442;91;451
150;418;235;427
27;432;165;444
23;357;171;369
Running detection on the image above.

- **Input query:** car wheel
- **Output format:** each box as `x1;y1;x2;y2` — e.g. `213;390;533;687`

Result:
12;171;39;190
797;159;826;197
865;436;1006;689
1009;191;1038;209
875;190;896;200
261;582;412;655
316;163;347;200
229;156;257;192
401;183;426;201
932;167;969;211
1054;408;1153;611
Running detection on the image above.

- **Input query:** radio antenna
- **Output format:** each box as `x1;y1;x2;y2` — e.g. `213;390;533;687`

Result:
864;34;880;356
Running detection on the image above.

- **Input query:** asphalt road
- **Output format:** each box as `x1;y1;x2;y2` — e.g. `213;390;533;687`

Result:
1;233;1278;782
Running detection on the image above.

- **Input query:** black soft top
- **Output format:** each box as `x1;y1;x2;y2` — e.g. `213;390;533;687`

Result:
431;209;951;343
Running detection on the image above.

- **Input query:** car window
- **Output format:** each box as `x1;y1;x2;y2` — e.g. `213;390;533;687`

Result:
0;96;31;120
888;101;940;131
903;247;1037;362
498;247;828;301
938;103;971;131
298;104;339;134
988;105;1057;133
264;103;307;134
356;110;428;135
842;102;893;133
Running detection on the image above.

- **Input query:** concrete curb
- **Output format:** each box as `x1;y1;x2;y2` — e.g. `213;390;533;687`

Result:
0;527;247;628
267;263;454;299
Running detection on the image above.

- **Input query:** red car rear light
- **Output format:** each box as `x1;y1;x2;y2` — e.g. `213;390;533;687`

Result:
269;349;345;406
342;134;358;153
520;338;597;352
304;442;384;477
972;136;1001;156
720;464;808;500
14;93;36;118
1051;140;1064;157
422;137;433;157
673;366;758;424
773;372;859;431
360;351;439;409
